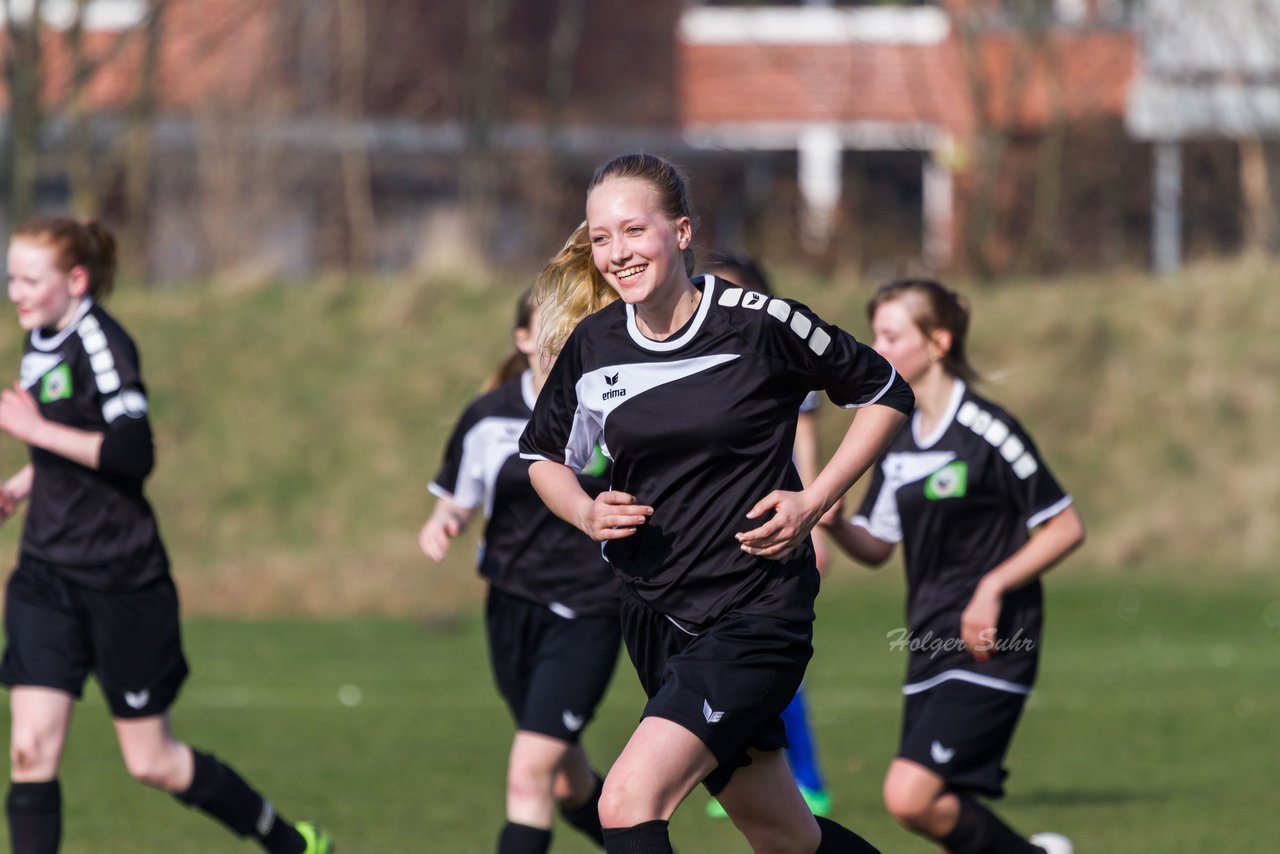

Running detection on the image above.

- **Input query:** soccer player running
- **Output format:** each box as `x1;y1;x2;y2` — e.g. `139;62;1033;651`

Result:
698;254;832;820
520;152;912;854
419;288;619;854
821;279;1085;854
0;217;332;853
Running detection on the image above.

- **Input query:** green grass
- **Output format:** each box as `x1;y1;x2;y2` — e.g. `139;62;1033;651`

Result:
12;571;1276;852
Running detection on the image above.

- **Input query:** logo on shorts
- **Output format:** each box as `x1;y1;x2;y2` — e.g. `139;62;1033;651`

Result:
562;710;586;732
702;699;724;724
930;740;956;764
124;689;151;710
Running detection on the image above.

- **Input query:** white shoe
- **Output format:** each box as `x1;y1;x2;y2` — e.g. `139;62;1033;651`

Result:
1029;832;1074;854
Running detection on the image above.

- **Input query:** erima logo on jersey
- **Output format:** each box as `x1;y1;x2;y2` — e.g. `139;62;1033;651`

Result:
703;699;724;724
924;461;968;500
124;689;151;710
930;740;956;764
562;710;586;732
602;372;626;401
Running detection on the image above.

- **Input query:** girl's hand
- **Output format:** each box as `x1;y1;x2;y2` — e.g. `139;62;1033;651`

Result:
737;489;824;560
961;584;1002;662
579;490;652;542
0;385;44;445
419;515;460;562
418;496;473;563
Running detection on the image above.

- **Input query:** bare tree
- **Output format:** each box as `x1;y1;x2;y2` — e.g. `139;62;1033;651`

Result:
3;0;47;228
535;0;588;246
460;0;516;265
336;0;376;271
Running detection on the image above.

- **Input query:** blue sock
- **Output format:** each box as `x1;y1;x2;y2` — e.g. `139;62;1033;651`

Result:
782;685;825;792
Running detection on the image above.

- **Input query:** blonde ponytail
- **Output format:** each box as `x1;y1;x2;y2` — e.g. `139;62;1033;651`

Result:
533;221;616;358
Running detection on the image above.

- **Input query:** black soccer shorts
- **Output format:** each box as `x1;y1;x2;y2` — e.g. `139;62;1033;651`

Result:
619;590;813;795
485;586;621;744
0;555;189;719
898;677;1029;798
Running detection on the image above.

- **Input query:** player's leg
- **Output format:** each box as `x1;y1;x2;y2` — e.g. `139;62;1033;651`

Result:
502;731;570;854
598;716;718;852
1;556;95;854
886;681;1048;853
494;594;618;852
716;746;878;854
114;711;329;853
7;688;74;854
553;742;605;846
95;577;329;853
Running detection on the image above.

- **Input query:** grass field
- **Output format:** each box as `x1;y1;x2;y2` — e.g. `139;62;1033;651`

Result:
10;568;1274;852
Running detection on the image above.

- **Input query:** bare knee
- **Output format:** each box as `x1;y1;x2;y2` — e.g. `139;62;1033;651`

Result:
597;774;654;828
9;727;65;779
883;776;936;829
507;763;553;806
122;742;189;791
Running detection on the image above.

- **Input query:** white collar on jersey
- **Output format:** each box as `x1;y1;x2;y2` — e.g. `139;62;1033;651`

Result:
624;275;717;352
520;369;538;410
913;378;967;449
30;297;94;353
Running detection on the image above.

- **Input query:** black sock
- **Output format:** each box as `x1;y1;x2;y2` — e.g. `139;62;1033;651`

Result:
174;750;305;854
7;780;61;854
940;796;1040;854
559;773;605;847
815;815;881;853
601;819;672;854
497;822;552;854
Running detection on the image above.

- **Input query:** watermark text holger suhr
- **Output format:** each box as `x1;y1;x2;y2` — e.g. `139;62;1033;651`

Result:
886;628;1035;659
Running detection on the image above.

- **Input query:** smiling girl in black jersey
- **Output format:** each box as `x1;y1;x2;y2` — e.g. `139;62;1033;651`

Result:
0;217;331;854
520;153;913;854
822;279;1085;854
420;287;619;854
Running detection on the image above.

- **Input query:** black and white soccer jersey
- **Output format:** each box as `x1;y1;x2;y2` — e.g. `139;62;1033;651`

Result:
854;379;1073;696
18;299;169;591
430;371;617;618
520;275;913;629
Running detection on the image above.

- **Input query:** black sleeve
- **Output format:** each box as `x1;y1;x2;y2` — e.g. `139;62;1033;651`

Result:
88;322;156;480
758;295;914;415
99;417;155;479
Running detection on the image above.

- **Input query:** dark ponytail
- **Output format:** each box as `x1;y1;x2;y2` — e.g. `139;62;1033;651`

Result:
482;288;537;393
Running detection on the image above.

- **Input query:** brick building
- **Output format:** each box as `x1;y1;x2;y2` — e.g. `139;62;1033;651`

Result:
1;0;1162;280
